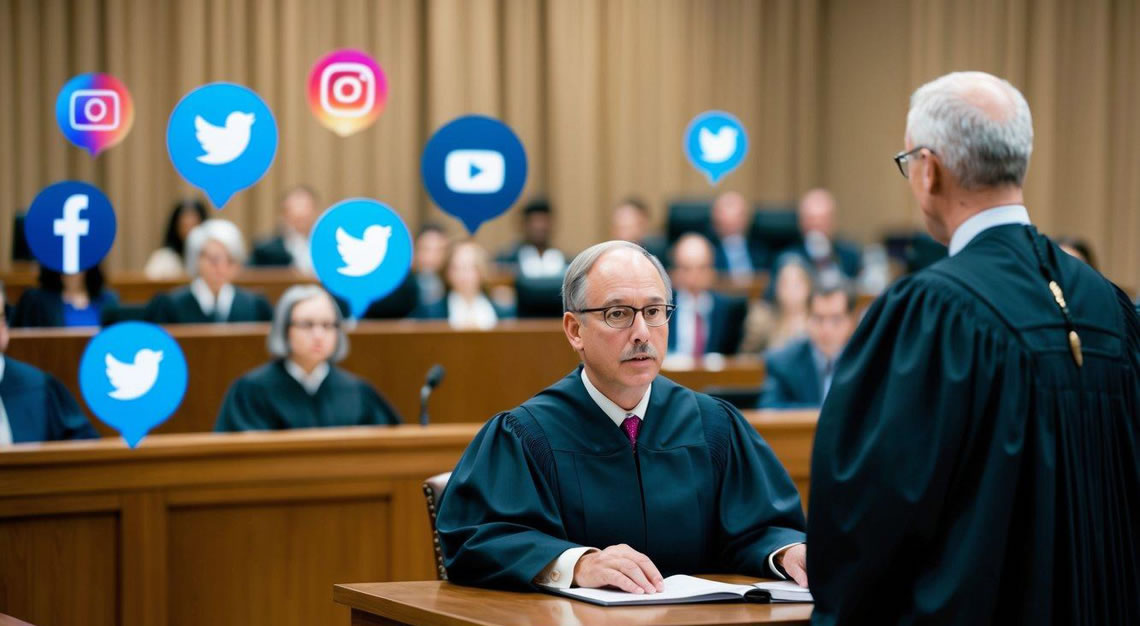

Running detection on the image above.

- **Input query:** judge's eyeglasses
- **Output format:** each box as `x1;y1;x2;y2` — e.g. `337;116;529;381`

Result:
893;146;936;179
574;304;676;329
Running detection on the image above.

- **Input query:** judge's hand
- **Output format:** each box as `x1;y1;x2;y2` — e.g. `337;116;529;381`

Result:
573;544;665;594
777;544;809;587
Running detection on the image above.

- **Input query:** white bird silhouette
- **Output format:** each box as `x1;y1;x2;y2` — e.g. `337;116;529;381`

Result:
105;349;164;401
336;225;391;277
195;111;255;165
698;126;739;164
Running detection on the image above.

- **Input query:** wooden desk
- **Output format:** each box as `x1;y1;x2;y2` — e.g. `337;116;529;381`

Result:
334;576;812;625
5;321;765;435
0;413;814;626
2;268;316;306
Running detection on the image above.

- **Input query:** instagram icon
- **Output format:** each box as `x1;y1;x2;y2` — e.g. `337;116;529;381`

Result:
55;73;134;156
308;49;387;137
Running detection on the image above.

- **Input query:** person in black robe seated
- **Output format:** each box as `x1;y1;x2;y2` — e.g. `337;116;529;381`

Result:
757;275;856;408
145;219;272;324
12;264;118;327
214;285;401;431
0;284;98;444
437;240;807;593
808;71;1140;625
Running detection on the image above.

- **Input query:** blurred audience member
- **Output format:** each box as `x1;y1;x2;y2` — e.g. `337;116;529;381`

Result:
413;224;450;308
145;219;272;324
250;185;320;275
497;198;567;278
667;233;748;357
782;188;862;279
12;264;118;328
0;283;98;444
418;241;510;329
739;255;814;353
1056;236;1097;271
610;197;668;261
758;275;857;408
711;191;767;281
145;198;208;279
215;285;401;431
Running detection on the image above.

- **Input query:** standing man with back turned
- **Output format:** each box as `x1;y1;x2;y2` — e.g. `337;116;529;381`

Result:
808;71;1140;625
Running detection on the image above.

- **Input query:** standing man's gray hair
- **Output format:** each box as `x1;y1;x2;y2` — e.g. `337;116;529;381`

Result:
561;240;673;313
906;71;1034;190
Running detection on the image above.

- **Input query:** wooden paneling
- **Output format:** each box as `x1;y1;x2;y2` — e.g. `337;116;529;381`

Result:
0;513;119;626
0;414;814;625
4;321;766;435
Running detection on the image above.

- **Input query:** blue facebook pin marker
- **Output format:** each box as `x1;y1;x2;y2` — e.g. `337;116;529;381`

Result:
167;82;278;208
684;110;748;185
421;115;528;234
24;181;116;274
79;322;189;448
310;198;413;318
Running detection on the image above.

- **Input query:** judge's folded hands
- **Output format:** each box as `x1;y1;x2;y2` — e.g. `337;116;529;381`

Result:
776;543;808;587
572;544;666;594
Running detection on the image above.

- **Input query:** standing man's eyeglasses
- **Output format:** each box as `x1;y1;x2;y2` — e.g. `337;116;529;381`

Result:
893;146;936;179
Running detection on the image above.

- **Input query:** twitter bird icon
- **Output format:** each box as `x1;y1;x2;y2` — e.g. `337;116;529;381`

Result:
167;82;278;208
195;112;255;165
311;198;413;318
685;110;748;185
336;225;391;277
79;322;189;448
105;348;163;400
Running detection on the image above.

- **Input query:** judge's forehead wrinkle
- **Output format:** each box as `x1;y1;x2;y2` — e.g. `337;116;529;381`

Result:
586;249;666;307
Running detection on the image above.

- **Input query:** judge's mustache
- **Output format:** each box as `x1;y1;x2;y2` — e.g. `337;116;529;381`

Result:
620;343;659;361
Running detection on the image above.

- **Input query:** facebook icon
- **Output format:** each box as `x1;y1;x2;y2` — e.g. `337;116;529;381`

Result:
25;181;117;275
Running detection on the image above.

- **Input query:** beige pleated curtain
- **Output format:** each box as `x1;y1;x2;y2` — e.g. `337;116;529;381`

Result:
1;0;1137;289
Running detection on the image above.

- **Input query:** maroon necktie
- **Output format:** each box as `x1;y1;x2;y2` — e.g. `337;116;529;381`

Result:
621;414;641;449
693;311;706;358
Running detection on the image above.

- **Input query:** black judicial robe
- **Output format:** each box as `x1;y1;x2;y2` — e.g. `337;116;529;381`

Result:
1;357;98;442
808;224;1140;625
436;367;807;590
144;286;273;324
213;360;402;431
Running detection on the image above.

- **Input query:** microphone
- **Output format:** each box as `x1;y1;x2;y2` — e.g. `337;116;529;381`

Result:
419;364;446;426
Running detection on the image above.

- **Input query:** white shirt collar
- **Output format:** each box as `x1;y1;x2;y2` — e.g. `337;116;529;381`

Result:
948;204;1031;256
190;278;236;320
0;354;6;383
517;245;566;277
677;290;713;315
580;367;651;428
447;292;498;330
0;356;9;446
282;359;330;395
283;231;313;275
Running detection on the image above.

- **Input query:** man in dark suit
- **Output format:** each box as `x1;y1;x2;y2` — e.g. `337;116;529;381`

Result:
495;198;567;278
0;283;98;444
781;188;862;279
757;276;856;408
250;185;319;274
666;233;747;357
710;191;768;280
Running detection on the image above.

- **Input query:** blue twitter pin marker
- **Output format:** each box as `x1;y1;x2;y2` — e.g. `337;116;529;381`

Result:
167;82;278;208
24;181;117;274
684;110;748;185
310;198;413;318
79;322;189;448
422;115;528;234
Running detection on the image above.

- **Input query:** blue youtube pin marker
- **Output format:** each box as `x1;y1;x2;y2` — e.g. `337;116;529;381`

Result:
79;322;189;448
422;115;527;234
310;198;413;318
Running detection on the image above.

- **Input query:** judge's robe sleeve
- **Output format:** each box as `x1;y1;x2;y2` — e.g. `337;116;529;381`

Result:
435;412;581;590
361;385;402;425
47;376;98;440
806;277;1014;622
214;376;277;432
713;400;807;576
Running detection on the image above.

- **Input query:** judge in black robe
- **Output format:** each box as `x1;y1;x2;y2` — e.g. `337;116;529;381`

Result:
1;356;98;443
437;241;806;592
214;285;400;431
808;72;1140;625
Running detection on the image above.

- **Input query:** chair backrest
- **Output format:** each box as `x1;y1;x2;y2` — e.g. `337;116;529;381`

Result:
514;275;564;318
422;471;453;581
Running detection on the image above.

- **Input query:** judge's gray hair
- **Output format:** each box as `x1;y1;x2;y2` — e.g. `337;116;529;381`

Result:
267;285;349;363
184;219;248;277
561;240;672;314
906;71;1034;190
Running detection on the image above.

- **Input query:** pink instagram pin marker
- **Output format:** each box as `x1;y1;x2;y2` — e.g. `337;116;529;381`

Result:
308;49;387;137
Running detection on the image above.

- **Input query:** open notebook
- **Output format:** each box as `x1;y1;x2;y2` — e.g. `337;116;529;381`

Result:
547;575;813;606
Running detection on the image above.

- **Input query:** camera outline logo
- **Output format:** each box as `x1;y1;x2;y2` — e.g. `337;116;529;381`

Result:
319;62;376;119
69;89;121;131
